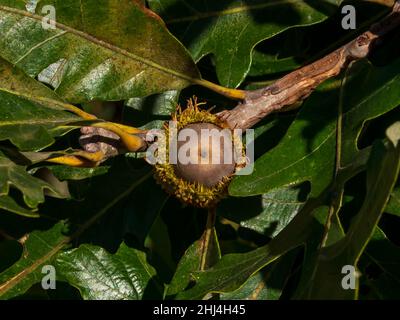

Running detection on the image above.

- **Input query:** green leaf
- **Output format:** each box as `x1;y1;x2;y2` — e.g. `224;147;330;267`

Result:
249;50;300;77
145;213;175;281
0;150;65;216
247;27;309;77
230;60;400;197
148;0;340;87
298;138;400;299
386;188;400;217
231;80;338;198
176;202;326;299
220;184;308;238
1;0;398;302
0;221;69;300
49;165;110;181
220;249;297;300
0;239;22;273
56;243;158;300
0;0;199;103
0;195;40;217
166;217;221;298
125;178;169;245
175;246;278;300
39;159;153;251
341;61;400;166
362;227;400;299
0;160;151;299
0;58;81;150
291;205;337;298
220;271;271;300
166;239;202;297
124;90;180;130
125;90;179;116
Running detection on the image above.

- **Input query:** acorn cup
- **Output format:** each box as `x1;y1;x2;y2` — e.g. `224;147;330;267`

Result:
152;98;246;208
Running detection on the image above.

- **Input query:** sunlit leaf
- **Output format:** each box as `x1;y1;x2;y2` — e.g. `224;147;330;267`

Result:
56;243;159;300
0;0;199;102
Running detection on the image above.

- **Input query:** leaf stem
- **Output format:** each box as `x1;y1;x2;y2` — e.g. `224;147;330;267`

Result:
193;79;246;100
200;206;217;271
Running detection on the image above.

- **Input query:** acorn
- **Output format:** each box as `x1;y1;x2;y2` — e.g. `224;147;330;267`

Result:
153;98;245;208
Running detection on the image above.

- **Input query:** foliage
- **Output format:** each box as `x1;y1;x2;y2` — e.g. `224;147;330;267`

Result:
0;0;399;300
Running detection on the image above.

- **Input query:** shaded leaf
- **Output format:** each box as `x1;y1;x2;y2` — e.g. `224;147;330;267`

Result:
176;202;326;299
40;159;153;252
362;227;400;299
148;0;340;87
124;178;169;245
166;212;221;298
341;61;400;166
125;90;179;116
386;188;400;217
249;50;300;77
299;137;400;299
220;249;297;300
291;205;337;298
220;184;308;239
0;195;40;217
145;213;175;281
175;245;278;299
0;239;22;273
166;238;202;297
124;90;179;130
0;150;65;216
0;221;69;300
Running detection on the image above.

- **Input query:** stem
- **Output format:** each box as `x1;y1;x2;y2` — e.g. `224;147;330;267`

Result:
194;78;246;100
200;206;218;271
320;66;351;247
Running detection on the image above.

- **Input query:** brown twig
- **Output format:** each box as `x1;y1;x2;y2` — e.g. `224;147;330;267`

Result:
217;1;400;130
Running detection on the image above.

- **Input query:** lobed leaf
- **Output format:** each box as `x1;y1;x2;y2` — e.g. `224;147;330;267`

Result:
0;150;65;216
148;0;341;87
298;136;400;299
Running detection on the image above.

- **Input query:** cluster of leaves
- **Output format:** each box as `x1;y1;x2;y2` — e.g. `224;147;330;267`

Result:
0;0;399;300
